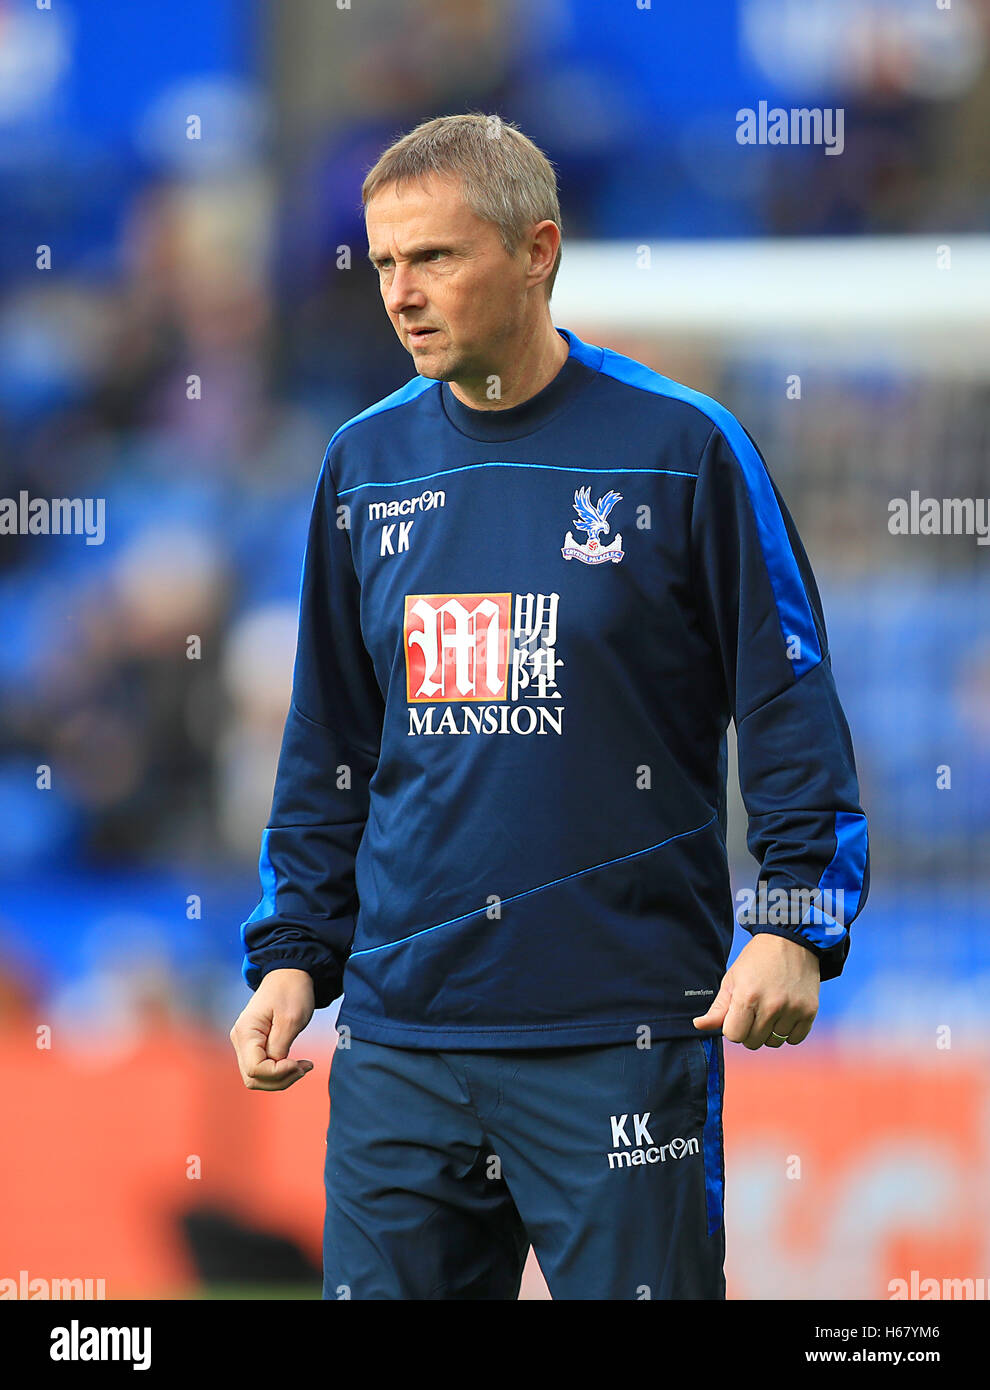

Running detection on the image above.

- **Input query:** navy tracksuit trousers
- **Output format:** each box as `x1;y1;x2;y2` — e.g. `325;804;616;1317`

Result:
322;1031;726;1300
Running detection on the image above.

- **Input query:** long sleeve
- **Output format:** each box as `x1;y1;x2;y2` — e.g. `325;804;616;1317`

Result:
240;449;384;1007
690;419;869;981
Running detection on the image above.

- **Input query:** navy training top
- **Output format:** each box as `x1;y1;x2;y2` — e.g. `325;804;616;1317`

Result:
240;326;869;1047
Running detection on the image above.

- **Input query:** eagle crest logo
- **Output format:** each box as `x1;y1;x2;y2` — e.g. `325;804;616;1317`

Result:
561;485;625;565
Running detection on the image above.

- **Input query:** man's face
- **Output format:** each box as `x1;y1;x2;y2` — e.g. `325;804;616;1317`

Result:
365;173;533;384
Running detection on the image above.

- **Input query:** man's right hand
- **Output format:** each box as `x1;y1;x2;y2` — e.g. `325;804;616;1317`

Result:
229;968;316;1091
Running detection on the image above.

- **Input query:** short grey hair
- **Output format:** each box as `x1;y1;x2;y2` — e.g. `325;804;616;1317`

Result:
362;111;563;299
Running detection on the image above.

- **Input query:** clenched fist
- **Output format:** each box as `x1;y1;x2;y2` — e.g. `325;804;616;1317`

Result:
229;968;316;1090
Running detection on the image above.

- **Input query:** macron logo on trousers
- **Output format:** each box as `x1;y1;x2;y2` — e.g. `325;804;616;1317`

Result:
607;1112;700;1169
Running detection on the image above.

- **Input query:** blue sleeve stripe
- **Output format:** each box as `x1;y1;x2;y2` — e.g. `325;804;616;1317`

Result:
590;338;823;678
240;828;277;941
822;809;868;920
796;809;868;947
717;423;822;677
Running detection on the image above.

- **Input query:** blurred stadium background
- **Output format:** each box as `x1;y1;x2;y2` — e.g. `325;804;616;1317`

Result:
2;0;989;1300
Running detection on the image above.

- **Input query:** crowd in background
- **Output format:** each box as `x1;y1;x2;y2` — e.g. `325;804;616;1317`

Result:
1;0;988;1039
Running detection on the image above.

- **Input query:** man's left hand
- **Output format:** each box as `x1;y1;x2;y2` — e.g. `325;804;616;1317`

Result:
691;933;820;1049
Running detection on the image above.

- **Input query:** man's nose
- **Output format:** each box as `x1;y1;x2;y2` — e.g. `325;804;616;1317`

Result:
384;264;425;315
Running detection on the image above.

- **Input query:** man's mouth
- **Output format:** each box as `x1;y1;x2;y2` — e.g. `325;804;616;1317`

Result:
407;327;439;344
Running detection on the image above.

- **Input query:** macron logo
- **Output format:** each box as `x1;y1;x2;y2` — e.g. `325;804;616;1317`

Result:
607;1112;700;1170
368;489;445;521
369;490;445;557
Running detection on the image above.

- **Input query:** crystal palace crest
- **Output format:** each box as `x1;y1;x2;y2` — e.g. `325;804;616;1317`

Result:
561;486;625;565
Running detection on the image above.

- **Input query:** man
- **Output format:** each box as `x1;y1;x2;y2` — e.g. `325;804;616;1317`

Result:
229;113;869;1300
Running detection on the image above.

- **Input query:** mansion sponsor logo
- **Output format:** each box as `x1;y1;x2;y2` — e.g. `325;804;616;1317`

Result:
606;1112;700;1170
736;101;844;155
888;491;990;545
0;491;106;545
50;1319;150;1371
1;1269;106;1299
403;591;565;736
888;1270;989;1300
